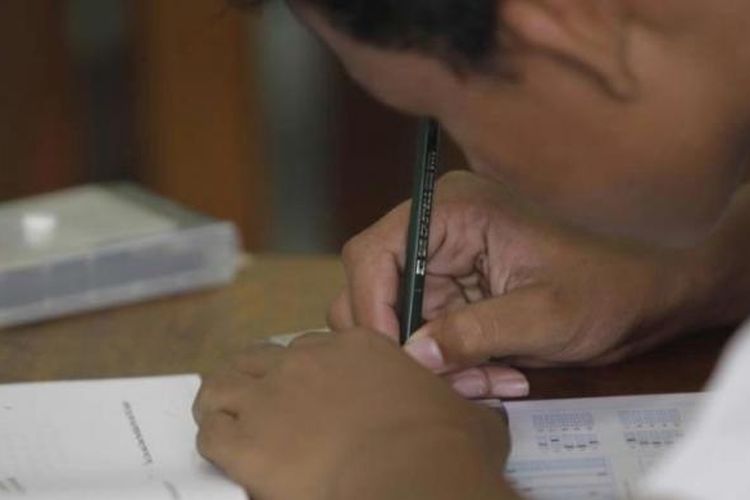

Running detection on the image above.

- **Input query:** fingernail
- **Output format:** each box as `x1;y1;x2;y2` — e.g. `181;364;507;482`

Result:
404;336;445;372
451;372;488;399
491;376;529;398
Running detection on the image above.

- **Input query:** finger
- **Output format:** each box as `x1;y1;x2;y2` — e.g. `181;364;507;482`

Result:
196;411;245;468
327;288;355;331
346;244;399;336
446;365;529;400
193;368;260;423
422;274;470;322
404;286;572;372
341;210;413;338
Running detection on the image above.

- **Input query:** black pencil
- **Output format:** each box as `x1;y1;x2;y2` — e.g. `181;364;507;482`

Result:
399;118;441;345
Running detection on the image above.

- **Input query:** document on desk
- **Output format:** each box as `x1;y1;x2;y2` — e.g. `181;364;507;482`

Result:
504;392;702;499
0;375;245;500
0;372;701;500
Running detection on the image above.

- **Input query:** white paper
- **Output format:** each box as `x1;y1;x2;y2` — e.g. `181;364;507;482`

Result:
0;375;245;500
504;392;702;499
0;362;714;500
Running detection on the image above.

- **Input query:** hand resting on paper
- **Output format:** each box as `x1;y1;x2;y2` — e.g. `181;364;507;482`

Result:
193;329;519;500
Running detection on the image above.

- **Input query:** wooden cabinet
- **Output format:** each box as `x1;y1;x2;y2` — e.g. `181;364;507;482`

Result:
129;0;269;249
1;0;270;250
0;1;463;252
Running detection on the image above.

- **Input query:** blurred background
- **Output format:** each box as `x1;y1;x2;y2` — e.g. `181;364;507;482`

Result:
1;0;470;254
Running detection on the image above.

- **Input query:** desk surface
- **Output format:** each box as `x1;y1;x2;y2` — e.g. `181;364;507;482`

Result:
0;255;735;399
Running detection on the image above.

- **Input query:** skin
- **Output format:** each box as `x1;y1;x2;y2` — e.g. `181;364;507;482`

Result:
335;171;719;370
196;0;750;497
296;0;750;244
310;0;750;381
194;331;516;500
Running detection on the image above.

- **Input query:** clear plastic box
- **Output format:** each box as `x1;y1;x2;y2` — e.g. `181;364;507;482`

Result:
0;183;241;329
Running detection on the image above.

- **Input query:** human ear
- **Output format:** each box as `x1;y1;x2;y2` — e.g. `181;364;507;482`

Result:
501;0;637;98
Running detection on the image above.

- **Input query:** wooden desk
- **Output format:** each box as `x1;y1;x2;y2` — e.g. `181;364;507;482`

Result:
0;255;735;399
0;256;341;383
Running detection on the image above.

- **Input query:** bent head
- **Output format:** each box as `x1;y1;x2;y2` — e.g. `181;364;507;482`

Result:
256;0;750;244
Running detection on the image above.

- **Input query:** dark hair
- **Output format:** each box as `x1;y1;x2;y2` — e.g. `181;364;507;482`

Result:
235;0;500;69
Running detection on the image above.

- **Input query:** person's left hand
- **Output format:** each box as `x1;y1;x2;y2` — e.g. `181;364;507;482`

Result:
193;330;513;500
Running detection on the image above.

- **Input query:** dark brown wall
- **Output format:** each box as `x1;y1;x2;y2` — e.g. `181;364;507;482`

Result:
0;1;82;201
331;80;417;243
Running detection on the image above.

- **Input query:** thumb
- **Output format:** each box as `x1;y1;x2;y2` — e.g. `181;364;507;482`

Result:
404;286;568;372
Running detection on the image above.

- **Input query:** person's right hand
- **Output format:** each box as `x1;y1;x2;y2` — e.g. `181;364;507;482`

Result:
329;171;716;399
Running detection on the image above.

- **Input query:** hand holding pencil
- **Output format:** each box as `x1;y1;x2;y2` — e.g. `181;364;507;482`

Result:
330;163;699;400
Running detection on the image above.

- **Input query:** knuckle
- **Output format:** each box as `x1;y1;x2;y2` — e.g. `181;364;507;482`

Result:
341;235;369;265
197;371;242;407
196;425;219;459
441;311;487;361
342;207;406;265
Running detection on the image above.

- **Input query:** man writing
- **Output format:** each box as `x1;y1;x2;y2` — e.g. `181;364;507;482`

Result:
193;0;750;498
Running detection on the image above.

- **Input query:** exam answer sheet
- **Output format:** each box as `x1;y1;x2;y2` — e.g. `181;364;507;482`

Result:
505;393;700;499
0;375;700;499
0;375;245;500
